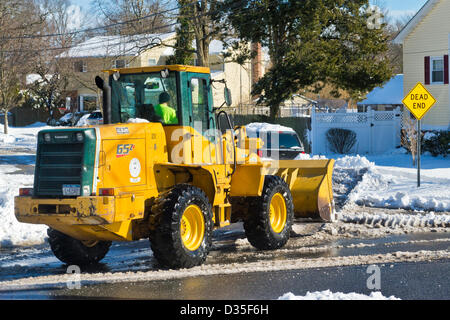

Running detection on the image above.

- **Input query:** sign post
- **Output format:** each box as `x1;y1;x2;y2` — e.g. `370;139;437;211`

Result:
417;120;421;187
402;82;436;188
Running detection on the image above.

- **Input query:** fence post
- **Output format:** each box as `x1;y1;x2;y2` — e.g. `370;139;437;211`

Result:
311;107;316;154
368;107;374;154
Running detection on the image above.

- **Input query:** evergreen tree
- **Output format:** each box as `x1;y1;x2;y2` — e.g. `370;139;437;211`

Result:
166;0;195;65
220;0;392;119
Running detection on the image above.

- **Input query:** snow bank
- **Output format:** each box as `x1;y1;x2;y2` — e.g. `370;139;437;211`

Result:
328;154;450;212
0;166;47;247
279;290;400;300
346;165;450;212
0;123;49;246
340;211;450;228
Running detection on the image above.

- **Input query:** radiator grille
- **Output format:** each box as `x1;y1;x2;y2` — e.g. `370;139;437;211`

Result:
35;143;83;197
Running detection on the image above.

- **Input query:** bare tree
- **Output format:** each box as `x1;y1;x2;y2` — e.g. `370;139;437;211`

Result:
0;0;45;133
402;116;418;166
92;0;172;35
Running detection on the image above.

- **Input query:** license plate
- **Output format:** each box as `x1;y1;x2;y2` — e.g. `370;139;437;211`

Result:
62;185;81;196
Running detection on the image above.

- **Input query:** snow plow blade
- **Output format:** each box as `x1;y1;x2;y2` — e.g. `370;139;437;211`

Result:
273;159;336;222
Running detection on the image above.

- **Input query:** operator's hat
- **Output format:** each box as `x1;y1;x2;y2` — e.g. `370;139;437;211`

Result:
159;92;171;104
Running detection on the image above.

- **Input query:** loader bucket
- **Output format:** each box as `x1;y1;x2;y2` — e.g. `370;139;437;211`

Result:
272;159;336;222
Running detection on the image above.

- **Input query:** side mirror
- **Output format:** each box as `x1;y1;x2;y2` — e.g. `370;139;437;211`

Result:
224;87;232;107
160;68;169;79
112;71;121;81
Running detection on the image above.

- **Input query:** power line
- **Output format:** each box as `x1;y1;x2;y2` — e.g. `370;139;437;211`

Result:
0;4;187;41
0;0;249;58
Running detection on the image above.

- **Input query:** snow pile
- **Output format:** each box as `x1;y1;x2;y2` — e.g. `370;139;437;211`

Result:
346;165;450;212
0;122;49;246
0;166;47;247
279;290;400;300
334;155;374;169
340;211;450;228
328;154;450;212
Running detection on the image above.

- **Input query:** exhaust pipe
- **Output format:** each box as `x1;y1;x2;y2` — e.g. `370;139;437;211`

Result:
95;76;111;125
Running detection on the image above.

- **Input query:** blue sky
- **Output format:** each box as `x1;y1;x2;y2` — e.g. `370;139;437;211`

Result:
379;0;428;20
75;0;429;21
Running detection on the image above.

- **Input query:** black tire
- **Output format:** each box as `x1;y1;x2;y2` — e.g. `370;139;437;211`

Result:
244;175;294;250
47;228;111;265
149;184;213;269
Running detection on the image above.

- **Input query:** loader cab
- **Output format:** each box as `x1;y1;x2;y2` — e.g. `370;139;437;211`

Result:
104;65;217;136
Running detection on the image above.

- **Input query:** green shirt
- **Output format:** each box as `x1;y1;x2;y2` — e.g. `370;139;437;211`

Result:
154;104;178;124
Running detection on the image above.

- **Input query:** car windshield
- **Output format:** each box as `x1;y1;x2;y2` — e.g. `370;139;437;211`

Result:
111;72;179;124
259;132;302;149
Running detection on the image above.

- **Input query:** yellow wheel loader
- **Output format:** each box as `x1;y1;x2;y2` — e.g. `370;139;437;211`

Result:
14;65;335;269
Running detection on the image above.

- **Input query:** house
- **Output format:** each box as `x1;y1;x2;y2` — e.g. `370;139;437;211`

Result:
57;33;266;114
57;33;177;112
358;74;404;112
393;0;450;130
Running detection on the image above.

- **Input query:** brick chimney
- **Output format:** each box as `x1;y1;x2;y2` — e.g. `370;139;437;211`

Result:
251;42;263;100
251;42;262;85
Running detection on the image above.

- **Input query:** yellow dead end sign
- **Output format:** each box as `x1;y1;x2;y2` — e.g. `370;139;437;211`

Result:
402;82;437;188
402;82;436;120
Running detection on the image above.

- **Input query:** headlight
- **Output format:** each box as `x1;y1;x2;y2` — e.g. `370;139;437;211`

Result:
44;133;51;142
75;132;84;142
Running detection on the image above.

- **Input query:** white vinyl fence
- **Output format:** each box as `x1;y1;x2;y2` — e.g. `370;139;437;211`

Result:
311;107;402;155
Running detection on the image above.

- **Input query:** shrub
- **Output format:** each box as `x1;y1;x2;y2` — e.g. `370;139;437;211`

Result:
423;131;450;157
326;128;357;154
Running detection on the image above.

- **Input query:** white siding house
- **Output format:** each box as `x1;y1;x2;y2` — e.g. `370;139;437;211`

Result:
393;0;450;130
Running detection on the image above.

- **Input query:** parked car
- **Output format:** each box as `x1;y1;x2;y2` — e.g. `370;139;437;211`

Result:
85;110;103;125
75;111;103;127
57;112;74;126
245;123;305;160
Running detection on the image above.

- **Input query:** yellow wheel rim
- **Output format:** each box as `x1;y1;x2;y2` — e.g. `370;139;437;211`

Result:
270;193;287;233
180;205;205;251
81;240;99;248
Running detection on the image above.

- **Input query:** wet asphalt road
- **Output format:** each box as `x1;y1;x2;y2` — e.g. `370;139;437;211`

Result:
1;259;449;300
0;154;448;301
1;229;449;300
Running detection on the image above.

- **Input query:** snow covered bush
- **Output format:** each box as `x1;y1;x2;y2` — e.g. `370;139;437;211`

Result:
423;130;450;157
326;128;357;154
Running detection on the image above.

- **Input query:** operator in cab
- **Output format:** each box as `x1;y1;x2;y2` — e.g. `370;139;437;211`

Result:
154;92;178;125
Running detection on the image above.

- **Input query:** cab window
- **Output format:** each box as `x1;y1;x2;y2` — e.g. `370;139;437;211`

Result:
111;72;179;125
190;78;209;131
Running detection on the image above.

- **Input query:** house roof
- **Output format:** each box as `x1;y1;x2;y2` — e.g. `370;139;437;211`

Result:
58;32;175;58
392;0;439;44
359;74;404;105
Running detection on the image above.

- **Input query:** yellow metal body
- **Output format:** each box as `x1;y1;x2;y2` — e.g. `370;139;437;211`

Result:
14;67;336;243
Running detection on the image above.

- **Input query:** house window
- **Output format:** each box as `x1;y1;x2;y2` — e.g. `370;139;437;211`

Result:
431;57;444;84
74;61;87;73
113;59;128;69
148;58;157;66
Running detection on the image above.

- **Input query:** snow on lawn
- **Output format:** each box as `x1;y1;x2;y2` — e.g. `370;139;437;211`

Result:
279;290;400;300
